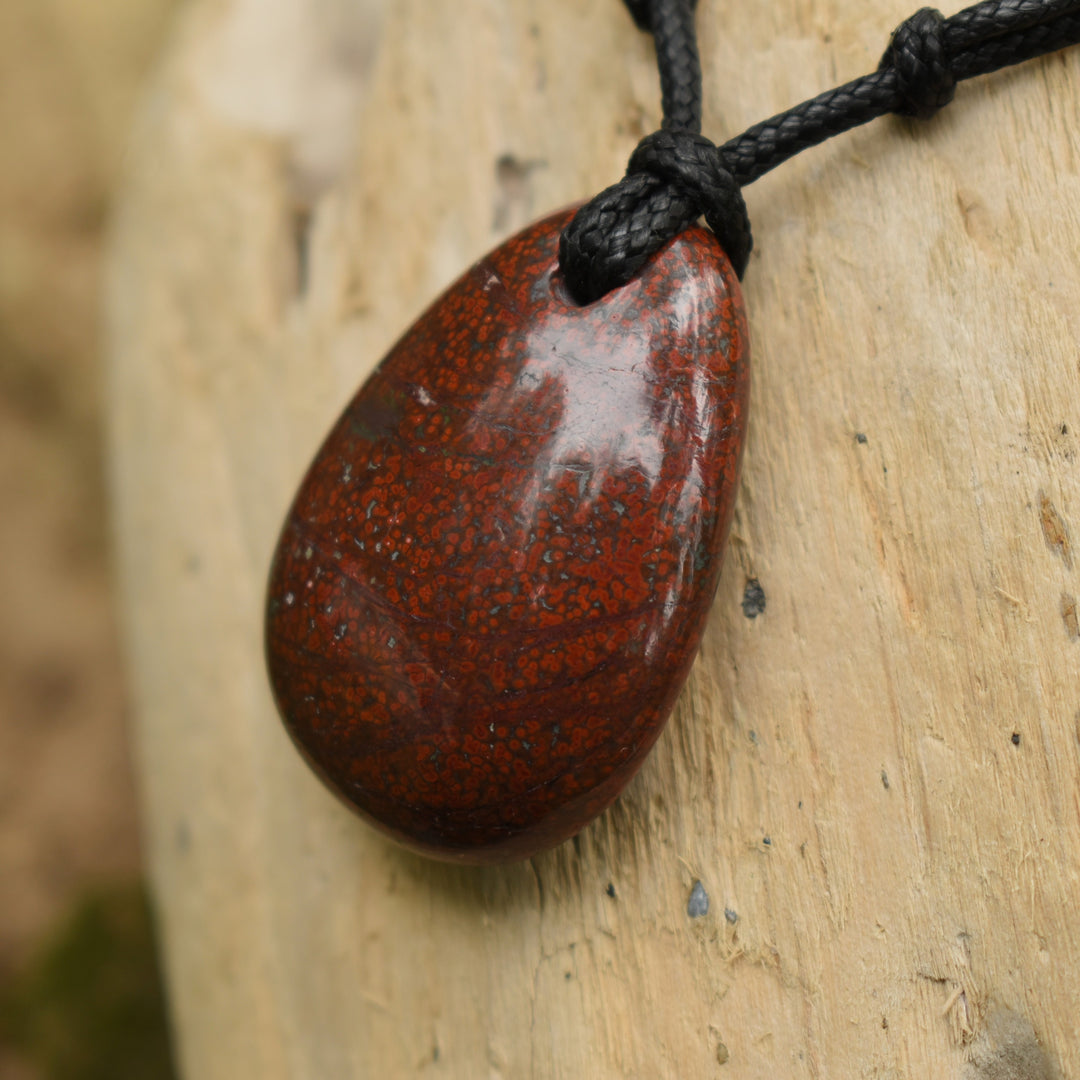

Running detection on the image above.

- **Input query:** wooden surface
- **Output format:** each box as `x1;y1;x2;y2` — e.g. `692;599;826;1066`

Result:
106;1;1080;1076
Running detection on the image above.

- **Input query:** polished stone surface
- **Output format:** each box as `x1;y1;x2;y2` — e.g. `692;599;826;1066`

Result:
266;208;750;862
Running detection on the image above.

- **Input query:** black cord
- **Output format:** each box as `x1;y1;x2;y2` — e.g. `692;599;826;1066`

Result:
559;0;1080;304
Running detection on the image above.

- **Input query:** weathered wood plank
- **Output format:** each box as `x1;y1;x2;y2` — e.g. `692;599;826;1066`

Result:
108;1;1080;1074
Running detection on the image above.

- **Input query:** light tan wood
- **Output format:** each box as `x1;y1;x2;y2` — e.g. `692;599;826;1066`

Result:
106;0;1080;1075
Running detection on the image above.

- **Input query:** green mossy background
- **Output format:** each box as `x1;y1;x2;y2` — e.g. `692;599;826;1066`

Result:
0;1;181;1077
1;887;176;1080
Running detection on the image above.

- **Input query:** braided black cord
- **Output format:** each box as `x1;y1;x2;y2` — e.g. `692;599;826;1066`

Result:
723;1;1080;184
559;0;1080;303
650;0;703;130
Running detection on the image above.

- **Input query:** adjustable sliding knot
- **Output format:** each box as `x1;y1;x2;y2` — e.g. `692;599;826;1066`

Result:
880;7;956;119
559;130;752;306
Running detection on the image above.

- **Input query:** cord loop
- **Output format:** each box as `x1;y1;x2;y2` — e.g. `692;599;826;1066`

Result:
560;0;1080;303
627;130;752;276
880;7;957;118
557;130;753;306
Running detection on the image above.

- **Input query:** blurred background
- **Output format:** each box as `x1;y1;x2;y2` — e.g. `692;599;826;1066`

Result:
0;1;181;1076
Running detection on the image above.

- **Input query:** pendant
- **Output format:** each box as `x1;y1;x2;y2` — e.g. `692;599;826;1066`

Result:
265;207;750;863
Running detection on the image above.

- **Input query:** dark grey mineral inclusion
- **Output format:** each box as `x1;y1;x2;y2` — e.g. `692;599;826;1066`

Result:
687;880;709;918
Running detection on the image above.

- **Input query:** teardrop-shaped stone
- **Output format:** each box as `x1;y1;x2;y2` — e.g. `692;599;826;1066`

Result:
266;208;749;863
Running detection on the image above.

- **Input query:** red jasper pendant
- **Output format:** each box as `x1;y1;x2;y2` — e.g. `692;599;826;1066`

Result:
265;208;749;863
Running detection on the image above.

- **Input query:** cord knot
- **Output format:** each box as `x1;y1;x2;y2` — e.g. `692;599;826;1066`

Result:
559;129;752;305
880;7;956;119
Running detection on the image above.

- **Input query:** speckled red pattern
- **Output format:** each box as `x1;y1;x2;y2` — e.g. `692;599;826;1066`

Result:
265;208;750;863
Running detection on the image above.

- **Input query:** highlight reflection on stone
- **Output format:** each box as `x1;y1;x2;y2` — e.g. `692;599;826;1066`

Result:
265;208;750;863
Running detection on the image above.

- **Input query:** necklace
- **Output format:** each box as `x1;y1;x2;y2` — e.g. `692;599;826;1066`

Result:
265;0;1080;863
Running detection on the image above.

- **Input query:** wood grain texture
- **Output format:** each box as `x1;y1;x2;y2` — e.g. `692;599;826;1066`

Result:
106;0;1080;1076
